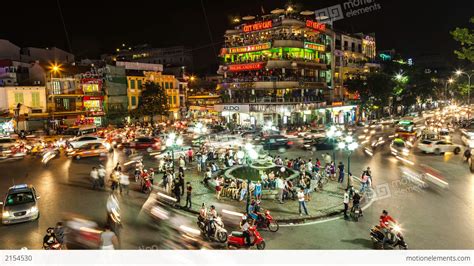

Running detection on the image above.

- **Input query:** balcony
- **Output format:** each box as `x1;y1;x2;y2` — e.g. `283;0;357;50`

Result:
222;76;327;89
221;95;325;104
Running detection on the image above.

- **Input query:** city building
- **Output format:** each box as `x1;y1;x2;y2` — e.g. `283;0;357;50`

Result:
187;93;221;119
333;32;378;123
103;65;128;125
46;75;85;128
0;86;47;132
103;45;194;77
216;9;335;127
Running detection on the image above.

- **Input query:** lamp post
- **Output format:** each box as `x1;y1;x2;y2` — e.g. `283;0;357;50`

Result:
445;78;454;105
326;125;341;161
165;132;183;174
337;135;359;189
244;144;258;213
455;70;473;106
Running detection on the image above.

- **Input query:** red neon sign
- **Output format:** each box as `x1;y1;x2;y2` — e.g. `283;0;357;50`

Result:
228;62;265;72
306;20;326;31
243;20;272;33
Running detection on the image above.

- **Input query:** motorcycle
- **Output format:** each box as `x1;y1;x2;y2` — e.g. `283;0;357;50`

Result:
350;205;362;222
370;224;408;250
141;176;152;194
42;148;59;166
227;226;266;250
107;195;122;237
197;216;228;243
255;210;279;232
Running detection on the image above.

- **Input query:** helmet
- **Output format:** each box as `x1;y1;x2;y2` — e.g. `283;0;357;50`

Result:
149;168;154;171
144;169;148;173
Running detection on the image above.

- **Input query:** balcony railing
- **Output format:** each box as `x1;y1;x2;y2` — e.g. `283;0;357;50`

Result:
221;96;325;104
222;76;326;83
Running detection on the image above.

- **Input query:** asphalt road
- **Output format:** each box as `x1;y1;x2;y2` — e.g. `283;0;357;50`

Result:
0;127;472;249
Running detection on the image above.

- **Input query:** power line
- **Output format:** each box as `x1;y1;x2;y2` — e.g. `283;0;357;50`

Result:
200;0;218;62
56;0;72;53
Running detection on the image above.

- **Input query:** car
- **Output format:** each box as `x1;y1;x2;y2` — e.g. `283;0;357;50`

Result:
1;184;40;225
298;129;326;139
124;137;161;152
261;135;292;150
63;125;97;136
0;138;17;151
68;136;105;149
68;143;109;160
380;117;396;125
389;138;410;156
417;140;462;155
303;137;335;151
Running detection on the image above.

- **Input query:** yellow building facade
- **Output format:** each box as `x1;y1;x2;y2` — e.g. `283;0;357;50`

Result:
127;72;180;119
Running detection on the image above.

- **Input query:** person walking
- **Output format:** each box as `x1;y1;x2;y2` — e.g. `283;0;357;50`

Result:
185;182;192;209
275;176;285;204
110;169;120;193
98;165;106;189
178;172;185;196
337;162;345;184
254;180;262;201
119;171;130;195
239;180;248;202
215;175;223;200
173;177;181;204
100;225;119;250
343;188;350;219
90;167;99;190
187;148;193;163
298;188;309;216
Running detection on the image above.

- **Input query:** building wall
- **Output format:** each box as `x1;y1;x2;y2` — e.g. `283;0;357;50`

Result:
0;40;21;61
4;86;47;114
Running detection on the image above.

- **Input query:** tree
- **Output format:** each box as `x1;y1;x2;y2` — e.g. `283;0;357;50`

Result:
451;17;474;62
132;82;169;121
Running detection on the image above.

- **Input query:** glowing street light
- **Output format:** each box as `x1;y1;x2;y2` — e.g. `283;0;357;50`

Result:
165;133;183;173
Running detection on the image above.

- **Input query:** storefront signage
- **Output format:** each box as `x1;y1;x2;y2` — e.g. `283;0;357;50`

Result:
331;101;343;106
228;42;271;54
83;96;103;101
306;20;326;31
214;104;249;113
304;42;326;52
228;62;265;72
250;102;326;113
243;20;272;32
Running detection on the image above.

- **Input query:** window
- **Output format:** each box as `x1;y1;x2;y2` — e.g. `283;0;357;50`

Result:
14;92;24;104
131;96;137;106
31;92;40;107
358;44;362;53
173;96;177;105
52;81;61;94
168;96;172;104
130;80;136;90
170;82;173;89
343;41;348;49
165;82;169;89
137;80;142;89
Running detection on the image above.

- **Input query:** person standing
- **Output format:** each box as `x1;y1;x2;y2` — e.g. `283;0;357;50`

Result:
254;180;262;201
275;176;285;204
196;151;203;172
119;171;130;195
239;181;248;202
185;182;192;209
343;188;350;219
173;177;181;204
100;225;119;250
98;165;106;189
187;148;193;163
337;162;345;184
298;188;309;216
178;171;185;196
90;167;99;190
110;169;120;193
179;156;186;173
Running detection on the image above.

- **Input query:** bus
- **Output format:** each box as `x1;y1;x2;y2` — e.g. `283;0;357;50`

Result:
395;120;418;142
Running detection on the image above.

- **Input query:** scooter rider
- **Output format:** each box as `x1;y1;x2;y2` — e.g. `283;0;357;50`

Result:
43;227;58;249
352;191;362;216
240;216;252;246
379;210;397;245
207;205;218;237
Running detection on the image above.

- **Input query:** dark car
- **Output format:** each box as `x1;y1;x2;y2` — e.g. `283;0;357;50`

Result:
303;137;335;150
261;135;293;150
123;137;161;152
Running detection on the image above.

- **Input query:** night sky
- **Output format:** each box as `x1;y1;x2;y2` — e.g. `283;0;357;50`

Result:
1;0;473;73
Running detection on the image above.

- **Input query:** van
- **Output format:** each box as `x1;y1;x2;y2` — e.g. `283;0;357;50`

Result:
64;125;97;136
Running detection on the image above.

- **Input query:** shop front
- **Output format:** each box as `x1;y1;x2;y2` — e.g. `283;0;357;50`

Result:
214;104;251;126
83;96;105;126
328;103;357;124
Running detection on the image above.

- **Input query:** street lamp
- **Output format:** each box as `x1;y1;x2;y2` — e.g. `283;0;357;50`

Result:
455;70;473;106
336;133;359;189
165;132;183;174
326;125;341;161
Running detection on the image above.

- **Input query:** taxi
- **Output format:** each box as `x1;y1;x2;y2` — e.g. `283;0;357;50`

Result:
1;184;40;225
68;143;108;160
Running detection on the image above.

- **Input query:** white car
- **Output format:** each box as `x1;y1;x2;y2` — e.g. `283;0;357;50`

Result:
68;136;105;149
418;140;461;155
298;129;326;139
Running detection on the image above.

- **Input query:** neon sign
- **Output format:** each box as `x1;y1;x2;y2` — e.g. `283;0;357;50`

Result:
243;20;272;32
228;42;271;54
304;42;326;52
306;20;326;31
228;62;265;72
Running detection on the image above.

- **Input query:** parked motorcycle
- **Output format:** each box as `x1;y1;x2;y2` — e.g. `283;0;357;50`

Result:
255;210;279;232
197;216;228;243
227;226;265;250
350;205;362;222
369;224;408;250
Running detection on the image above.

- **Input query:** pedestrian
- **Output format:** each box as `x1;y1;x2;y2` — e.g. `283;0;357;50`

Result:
185;182;192;209
304;176;312;201
298;188;309;216
360;171;369;193
98;165;106;189
324;153;331;166
54;222;65;249
196;152;202;172
90;167;99;190
239;180;248;201
100;225;119;250
119;171;130;195
110;170;119;193
179;156;186;172
343;188;350;219
254;180;262;201
203;167;212;184
338;161;345;183
215;175;223;200
178;171;185;196
187;148;193;163
275;176;285;204
173;177;181;204
330;161;336;181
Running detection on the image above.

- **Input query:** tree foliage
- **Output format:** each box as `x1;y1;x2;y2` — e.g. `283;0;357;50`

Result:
132;82;169;120
451;17;474;62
